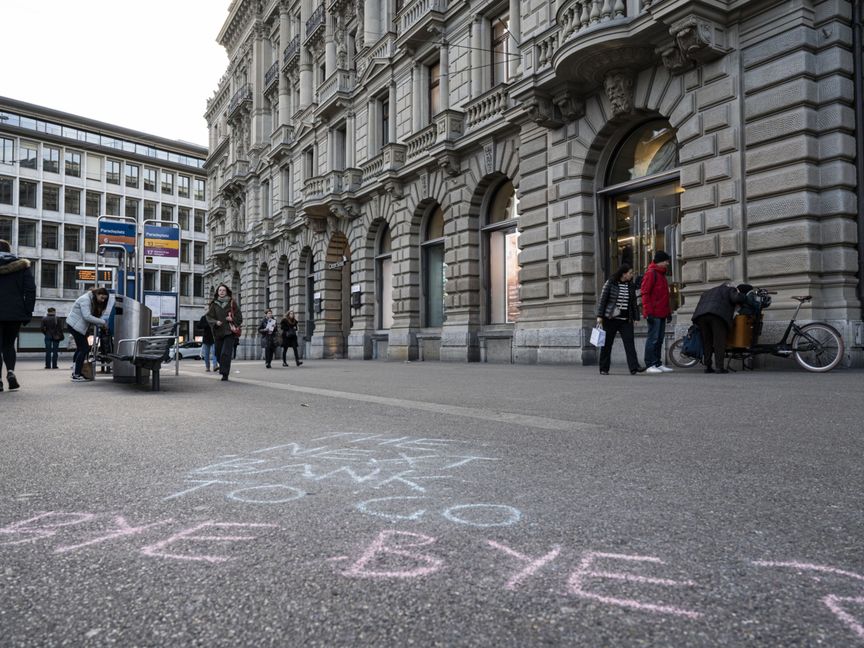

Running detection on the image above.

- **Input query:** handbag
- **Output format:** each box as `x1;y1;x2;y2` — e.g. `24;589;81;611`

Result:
682;325;704;359
80;360;95;381
589;325;606;348
228;301;241;338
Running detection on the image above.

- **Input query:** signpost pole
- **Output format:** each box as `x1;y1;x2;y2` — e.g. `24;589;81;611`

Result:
143;218;181;376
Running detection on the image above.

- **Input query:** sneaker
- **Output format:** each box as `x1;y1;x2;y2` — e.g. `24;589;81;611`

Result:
6;372;19;390
657;365;674;373
221;374;229;381
71;375;88;382
645;366;664;374
297;361;303;366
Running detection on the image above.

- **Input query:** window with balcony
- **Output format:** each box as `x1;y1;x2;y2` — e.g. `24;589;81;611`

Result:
65;150;81;177
422;206;445;327
106;159;121;184
19;180;37;208
42;223;59;249
144;167;157;191
41;261;58;289
0;138;14;165
178;175;190;198
262;181;271;220
483;180;520;324
303;147;315;180
18;219;37;247
428;60;441;120
85;191;101;217
281;166;293;207
125;163;139;188
64;225;81;252
491;12;511;86
43;184;60;211
20;142;38;170
0;176;12;205
43;146;60;173
380;98;390;147
65;188;80;214
332;125;346;172
125;198;139;220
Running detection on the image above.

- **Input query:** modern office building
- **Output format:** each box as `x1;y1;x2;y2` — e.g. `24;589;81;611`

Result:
204;0;864;366
0;96;210;349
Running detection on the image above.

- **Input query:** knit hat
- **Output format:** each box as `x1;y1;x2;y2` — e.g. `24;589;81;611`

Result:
653;250;671;263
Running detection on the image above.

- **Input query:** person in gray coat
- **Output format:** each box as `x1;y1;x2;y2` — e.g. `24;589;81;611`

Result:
66;287;110;381
692;283;747;373
0;239;36;391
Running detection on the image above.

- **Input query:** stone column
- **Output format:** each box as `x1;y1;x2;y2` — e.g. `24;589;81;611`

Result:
388;81;397;144
325;13;336;76
439;42;450;111
299;0;313;108
364;0;377;47
346;111;355;168
278;2;291;124
471;16;484;97
412;62;423;129
508;0;521;79
252;23;267;145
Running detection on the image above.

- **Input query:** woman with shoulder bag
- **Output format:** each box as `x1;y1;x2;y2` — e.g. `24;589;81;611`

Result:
206;283;243;381
596;264;646;376
280;310;303;367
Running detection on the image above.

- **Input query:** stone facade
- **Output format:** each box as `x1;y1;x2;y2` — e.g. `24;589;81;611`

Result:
205;0;864;366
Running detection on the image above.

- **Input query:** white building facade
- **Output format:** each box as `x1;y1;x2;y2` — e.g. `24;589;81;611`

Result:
0;97;210;348
205;0;864;366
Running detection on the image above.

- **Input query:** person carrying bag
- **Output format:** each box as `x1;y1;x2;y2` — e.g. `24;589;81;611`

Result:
206;283;243;381
595;263;645;376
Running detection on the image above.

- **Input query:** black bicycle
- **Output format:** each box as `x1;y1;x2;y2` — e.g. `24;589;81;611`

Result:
667;291;845;373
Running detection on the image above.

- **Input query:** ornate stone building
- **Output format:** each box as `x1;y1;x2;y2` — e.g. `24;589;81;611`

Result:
205;0;864;366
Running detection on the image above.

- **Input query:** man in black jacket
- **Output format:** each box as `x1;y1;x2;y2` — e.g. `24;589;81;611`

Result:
692;282;747;373
41;307;65;369
0;239;37;391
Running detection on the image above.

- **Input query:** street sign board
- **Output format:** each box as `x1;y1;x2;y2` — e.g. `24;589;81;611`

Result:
75;267;114;283
98;220;136;253
143;225;180;266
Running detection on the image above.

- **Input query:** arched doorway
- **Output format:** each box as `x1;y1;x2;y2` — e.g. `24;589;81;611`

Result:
482;180;520;325
323;232;351;358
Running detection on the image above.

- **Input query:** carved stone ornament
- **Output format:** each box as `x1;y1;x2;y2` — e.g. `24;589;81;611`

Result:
525;94;563;129
659;44;690;73
670;16;727;63
437;153;461;177
483;143;495;175
603;70;634;117
553;90;585;122
356;0;365;49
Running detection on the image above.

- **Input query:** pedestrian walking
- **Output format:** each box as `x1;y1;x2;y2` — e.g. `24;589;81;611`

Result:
0;239;37;391
641;250;674;374
206;283;243;381
258;309;278;368
41;307;65;369
198;313;218;372
66;287;109;382
596;264;645;375
692;283;747;374
280;310;303;367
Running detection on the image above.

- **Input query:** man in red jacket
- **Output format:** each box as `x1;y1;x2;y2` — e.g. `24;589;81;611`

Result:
641;250;673;374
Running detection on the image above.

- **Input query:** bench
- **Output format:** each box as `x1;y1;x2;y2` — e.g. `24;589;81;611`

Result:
109;324;177;391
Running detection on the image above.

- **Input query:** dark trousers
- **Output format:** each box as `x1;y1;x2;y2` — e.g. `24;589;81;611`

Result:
696;314;728;370
44;336;60;368
264;341;275;366
643;316;666;367
282;336;300;365
0;321;21;373
68;326;90;377
215;336;235;376
599;318;639;373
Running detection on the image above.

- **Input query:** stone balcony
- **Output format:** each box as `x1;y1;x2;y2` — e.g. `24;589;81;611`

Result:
305;3;326;45
405;123;437;162
219;159;249;194
396;0;447;49
269;125;295;161
212;230;245;257
226;85;252;119
465;85;514;130
264;62;280;93
360;143;407;184
282;35;300;72
316;70;355;118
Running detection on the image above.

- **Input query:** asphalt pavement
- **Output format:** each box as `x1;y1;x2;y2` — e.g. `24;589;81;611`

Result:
1;356;862;647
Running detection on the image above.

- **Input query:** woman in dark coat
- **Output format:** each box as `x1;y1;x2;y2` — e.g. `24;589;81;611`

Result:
280;310;303;367
0;239;36;390
595;264;644;375
692;283;747;373
206;284;243;381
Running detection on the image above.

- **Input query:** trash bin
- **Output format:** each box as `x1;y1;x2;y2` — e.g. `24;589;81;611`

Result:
112;295;152;384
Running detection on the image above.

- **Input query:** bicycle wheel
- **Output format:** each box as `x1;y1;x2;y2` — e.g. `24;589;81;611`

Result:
792;323;844;372
667;338;699;368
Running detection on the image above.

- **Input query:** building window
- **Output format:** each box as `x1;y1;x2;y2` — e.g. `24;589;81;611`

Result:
161;204;175;222
194;210;205;232
65;188;81;214
19;142;38;170
178;207;190;231
194;242;205;265
43;146;60;173
86;191;101;217
143;201;157;220
193;273;204;298
125;163;139;188
281;166;293;207
375;225;393;330
41;261;59;289
65;150;81;177
125;198;139;220
428;60;441;119
603;120;681;288
43;184;60;211
42;223;59;249
180;272;191;297
422;206;445;327
86;154;103;181
380;98;390;147
0;137;14;165
64;225;81;252
160;272;174;292
0;176;12;205
332;125;346;172
143;167;157;191
303;147;315;180
491;12;511;86
106;159;121;184
181;241;190;264
144;270;157;291
161;171;174;194
106;194;121;216
0;217;12;241
85;227;96;253
261;180;271;220
178;175;190;198
194;178;205;201
483;181;520;324
18;219;37;247
19;180;37;208
63;262;78;289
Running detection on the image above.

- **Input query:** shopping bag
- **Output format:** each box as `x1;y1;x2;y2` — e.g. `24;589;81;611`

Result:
590;325;606;348
81;360;95;381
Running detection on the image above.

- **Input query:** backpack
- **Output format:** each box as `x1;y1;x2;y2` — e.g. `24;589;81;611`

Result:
681;324;704;360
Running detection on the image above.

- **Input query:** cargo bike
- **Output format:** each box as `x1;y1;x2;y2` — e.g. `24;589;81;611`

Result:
667;289;845;373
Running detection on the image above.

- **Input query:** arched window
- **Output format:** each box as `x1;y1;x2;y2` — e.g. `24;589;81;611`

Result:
483;181;520;324
375;224;393;330
422;206;445;327
600;120;682;294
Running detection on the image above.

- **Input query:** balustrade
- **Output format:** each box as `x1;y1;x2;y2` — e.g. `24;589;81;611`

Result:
283;35;300;69
558;0;629;41
305;3;325;40
465;86;512;128
264;62;279;91
406;124;438;160
398;0;447;39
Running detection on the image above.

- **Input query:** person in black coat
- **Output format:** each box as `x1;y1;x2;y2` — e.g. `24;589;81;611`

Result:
596;264;644;375
0;239;37;391
692;282;747;373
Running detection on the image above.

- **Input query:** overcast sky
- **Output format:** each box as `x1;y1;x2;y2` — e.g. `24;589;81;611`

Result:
3;1;231;147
